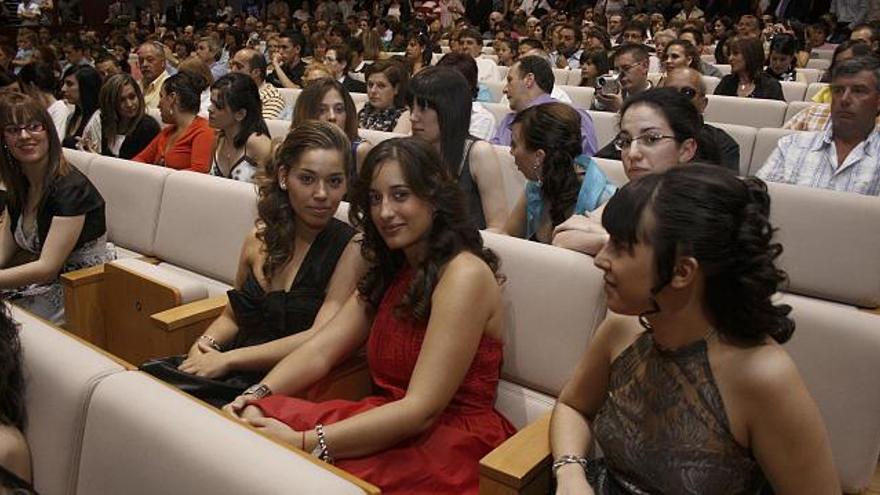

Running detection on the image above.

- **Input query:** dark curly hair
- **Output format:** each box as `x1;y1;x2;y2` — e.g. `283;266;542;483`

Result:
255;120;351;281
602;165;793;345
0;301;26;430
512;102;582;229
348;137;502;321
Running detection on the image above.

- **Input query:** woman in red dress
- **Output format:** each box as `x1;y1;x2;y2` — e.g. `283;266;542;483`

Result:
225;137;515;494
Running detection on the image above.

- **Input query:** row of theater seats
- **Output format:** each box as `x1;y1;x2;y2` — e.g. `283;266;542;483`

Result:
56;144;880;493
18;305;379;495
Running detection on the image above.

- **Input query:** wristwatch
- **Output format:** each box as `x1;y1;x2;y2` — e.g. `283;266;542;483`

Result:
242;383;273;399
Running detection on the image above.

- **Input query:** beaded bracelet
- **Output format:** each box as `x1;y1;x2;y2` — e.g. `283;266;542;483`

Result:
315;423;334;464
552;455;588;477
198;335;223;352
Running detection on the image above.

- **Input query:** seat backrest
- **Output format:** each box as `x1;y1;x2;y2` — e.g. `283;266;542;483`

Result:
806;58;831;71
483;80;505;102
76;372;372;495
780;81;807;102
277;87;301;117
702;75;721;94
482;101;512;125
86;156;173;256
781;293;880;492
768;181;880;308
152;171;258;285
359;128;407;145
587;110;619;150
704;95;788;128
17;306;126;495
561;85;595;109
496;65;509;81
806;82;828;101
481;232;607;397
146;107;162;127
491;144;527;212
708;122;757;176
714;63;731;75
593;157;628;186
748;127;798;176
810;49;835;60
265;118;290;140
798;67;822;84
350;92;368;107
552;67;576;86
63;149;97;175
784;100;813;124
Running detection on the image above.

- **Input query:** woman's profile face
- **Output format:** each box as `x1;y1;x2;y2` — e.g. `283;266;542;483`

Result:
62;75;80;105
368;160;434;251
367;72;396;110
497;43;513;64
509;122;542;181
117;83;140;120
405;39;423;60
619;103;689;180
282;148;347;230
727;46;745;74
593;236;656;316
664;45;691;72
316;88;347;128
581;61;598;81
409;102;441;145
158;87;176;124
208;89;239;130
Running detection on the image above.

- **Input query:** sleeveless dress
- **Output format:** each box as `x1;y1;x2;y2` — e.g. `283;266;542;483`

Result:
458;136;487;230
254;266;516;494
210;145;259;183
141;219;354;407
587;332;767;495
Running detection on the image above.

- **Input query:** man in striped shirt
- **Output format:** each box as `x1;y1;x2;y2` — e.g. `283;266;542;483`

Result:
757;57;880;196
229;48;285;120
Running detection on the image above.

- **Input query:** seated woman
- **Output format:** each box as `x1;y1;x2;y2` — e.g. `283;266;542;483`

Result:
133;71;216;172
714;36;785;100
553;88;707;255
579;49;610;88
143;121;363;407
357;59;411;134
404;30;432;76
662;39;702;76
291;78;373;181
0;301;33;493
503;102;616;244
59;64;102;149
409;66;509;230
550;165;838;494
223;137;516;495
78;73;160;160
0;92;115;323
765;34;802;82
207;73;272;182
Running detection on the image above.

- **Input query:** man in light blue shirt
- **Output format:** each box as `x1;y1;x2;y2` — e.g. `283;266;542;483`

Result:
757;57;880;196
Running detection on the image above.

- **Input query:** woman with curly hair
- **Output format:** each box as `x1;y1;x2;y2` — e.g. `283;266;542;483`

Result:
0;301;32;492
504;102;617;243
551;165;837;494
143;121;363;407
404;30;432;76
224;137;516;495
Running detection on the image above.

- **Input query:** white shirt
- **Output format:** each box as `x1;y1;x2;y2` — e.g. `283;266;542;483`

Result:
47;99;71;142
470;102;496;141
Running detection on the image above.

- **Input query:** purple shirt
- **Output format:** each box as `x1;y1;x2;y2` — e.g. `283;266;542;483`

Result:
490;93;599;157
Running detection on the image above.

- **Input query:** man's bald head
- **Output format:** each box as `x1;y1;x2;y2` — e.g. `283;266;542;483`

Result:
661;67;707;113
230;47;267;84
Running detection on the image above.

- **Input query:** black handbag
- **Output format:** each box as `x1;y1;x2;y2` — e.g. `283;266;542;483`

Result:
139;355;260;408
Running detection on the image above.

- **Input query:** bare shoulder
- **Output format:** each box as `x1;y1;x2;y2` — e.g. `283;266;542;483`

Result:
714;339;802;401
437;251;499;291
594;313;645;361
0;425;31;482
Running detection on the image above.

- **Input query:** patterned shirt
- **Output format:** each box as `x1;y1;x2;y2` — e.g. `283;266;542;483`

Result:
756;126;880;196
259;82;284;120
784;103;880;132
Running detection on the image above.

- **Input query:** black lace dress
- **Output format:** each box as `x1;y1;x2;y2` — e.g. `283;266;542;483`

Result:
587;332;767;494
142;219;354;407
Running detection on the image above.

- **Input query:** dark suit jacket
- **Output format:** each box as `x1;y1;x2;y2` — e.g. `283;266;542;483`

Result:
165;4;194;27
341;76;366;94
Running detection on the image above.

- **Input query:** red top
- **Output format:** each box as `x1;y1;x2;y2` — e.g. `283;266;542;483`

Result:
132;116;214;173
255;266;516;494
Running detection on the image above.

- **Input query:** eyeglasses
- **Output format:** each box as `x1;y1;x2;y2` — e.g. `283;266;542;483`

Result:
613;132;676;151
3;122;46;139
676;86;698;98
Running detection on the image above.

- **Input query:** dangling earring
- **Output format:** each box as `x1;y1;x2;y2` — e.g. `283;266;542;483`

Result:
279;178;287;190
532;160;543;187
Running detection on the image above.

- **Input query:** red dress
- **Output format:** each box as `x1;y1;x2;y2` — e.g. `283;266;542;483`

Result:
254;267;516;494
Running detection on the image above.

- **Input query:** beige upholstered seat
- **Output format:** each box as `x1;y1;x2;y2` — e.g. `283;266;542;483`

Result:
798;68;823;84
359;128;406;145
587;110;619;150
784;100;814;124
17;306;126;495
63;149;97;175
276;87;301;117
704;95;788;128
491;144;527;212
748;127;798;176
702;75;721;94
76;372;374;495
561;85;595;109
483;80;505;102
482;101;513;125
806;58;831;71
708;122;757;175
265;118;291;140
806;82;829;101
780;81;808;102
593;157;627;186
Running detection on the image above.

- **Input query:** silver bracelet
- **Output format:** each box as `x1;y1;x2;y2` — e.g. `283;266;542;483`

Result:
198;335;223;351
552;455;588;477
312;423;334;464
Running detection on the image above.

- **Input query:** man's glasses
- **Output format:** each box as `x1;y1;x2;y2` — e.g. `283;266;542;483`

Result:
676;86;699;98
3;122;46;139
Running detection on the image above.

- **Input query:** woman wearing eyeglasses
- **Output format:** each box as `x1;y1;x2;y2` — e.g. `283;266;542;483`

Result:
553;88;710;255
0;92;114;323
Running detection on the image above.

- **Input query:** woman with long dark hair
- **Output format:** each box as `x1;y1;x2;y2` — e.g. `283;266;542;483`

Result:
144;121;363;407
60;64;102;149
714;36;784;100
404;30;432;76
78;73;160;159
0;301;32;493
408;67;508;230
551;165;837;494
0;92;114;323
207;73;272;182
224;137;516;495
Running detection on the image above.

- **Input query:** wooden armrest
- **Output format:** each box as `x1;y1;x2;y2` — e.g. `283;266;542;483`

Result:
301;351;373;403
150;295;228;332
479;412;552;495
61;264;105;288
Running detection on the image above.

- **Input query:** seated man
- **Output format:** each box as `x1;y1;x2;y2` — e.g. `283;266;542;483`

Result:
549;23;583;70
490;55;598;156
591;43;652;113
680;26;725;78
229;47;285;119
595;67;740;173
757;57;880;195
457;27;498;83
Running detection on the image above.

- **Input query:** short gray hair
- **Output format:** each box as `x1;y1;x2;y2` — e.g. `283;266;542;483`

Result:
831;56;880;91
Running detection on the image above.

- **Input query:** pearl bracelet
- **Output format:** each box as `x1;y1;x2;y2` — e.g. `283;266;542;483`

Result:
198;335;223;351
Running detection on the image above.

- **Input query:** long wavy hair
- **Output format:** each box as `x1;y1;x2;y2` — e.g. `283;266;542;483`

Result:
512;102;582;229
0;92;70;216
210;72;269;148
602;165;793;345
0;301;25;430
99;73;147;144
291;78;359;141
254;120;351;281
348;137;502;321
